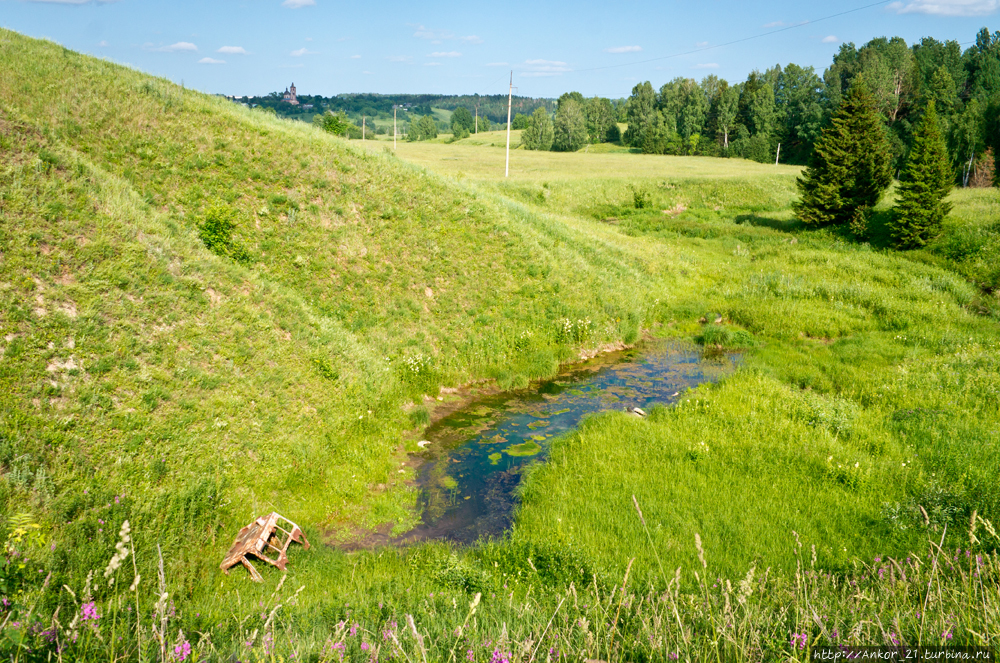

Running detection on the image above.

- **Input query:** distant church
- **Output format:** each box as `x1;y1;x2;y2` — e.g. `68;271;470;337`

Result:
282;83;299;105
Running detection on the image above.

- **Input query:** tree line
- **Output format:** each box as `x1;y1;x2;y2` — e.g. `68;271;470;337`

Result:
520;28;1000;184
243;92;554;128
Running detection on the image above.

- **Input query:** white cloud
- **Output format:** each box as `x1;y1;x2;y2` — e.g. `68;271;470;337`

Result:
217;46;248;55
694;63;719;69
386;55;411;62
424;62;442;66
290;47;317;56
363;70;371;75
522;59;571;77
428;51;461;57
486;62;508;67
605;45;641;53
888;0;998;14
460;35;483;44
695;41;709;48
282;0;315;7
349;54;361;59
198;57;225;64
822;35;839;43
97;40;108;47
412;24;453;40
147;42;198;53
763;20;785;27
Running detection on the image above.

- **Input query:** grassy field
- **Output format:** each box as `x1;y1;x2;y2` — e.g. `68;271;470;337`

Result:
1;30;999;661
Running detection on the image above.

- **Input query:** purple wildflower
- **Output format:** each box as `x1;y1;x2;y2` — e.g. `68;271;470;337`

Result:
172;641;192;661
80;602;100;622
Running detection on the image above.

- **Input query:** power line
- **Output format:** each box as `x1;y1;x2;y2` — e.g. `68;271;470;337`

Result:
531;0;897;76
477;72;512;96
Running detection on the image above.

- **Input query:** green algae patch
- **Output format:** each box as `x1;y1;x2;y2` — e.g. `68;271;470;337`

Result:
488;453;503;465
506;441;543;457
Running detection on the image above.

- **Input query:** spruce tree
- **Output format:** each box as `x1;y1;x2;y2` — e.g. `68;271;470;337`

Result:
793;82;893;226
890;101;953;248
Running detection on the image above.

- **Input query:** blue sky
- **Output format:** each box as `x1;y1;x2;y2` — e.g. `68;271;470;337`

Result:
3;0;999;99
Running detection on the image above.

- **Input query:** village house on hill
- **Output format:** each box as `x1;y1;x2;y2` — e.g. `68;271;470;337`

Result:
282;83;298;105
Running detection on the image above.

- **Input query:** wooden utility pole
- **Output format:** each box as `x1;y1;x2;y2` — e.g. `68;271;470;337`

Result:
505;72;513;178
362;116;366;140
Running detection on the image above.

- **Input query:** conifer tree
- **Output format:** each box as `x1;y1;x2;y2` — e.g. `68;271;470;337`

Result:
793;82;893;226
890;101;953;248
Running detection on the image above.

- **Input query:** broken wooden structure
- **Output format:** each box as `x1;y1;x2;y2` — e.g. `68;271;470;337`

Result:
220;512;310;582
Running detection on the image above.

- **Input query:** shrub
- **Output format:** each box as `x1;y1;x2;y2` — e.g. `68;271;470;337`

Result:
696;324;756;348
197;205;251;264
629;185;651;209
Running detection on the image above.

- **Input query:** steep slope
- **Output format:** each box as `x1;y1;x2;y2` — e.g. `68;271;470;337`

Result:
0;30;655;580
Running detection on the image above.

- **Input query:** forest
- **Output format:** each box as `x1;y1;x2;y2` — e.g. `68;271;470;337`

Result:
517;29;1000;184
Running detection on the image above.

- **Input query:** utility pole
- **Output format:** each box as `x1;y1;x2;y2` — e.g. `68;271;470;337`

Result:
393;106;397;150
505;71;513;178
362;116;366;141
475;105;478;134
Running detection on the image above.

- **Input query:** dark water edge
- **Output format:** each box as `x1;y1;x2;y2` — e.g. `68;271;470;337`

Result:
386;341;740;546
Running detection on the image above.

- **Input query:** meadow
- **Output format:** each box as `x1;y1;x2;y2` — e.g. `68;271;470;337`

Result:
0;29;998;661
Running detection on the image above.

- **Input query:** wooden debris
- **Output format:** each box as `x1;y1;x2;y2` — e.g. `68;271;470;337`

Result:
220;512;310;582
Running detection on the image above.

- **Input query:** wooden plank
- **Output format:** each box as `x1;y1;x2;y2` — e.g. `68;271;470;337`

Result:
220;512;310;581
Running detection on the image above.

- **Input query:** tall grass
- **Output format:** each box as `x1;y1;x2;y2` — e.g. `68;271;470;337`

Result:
4;511;998;660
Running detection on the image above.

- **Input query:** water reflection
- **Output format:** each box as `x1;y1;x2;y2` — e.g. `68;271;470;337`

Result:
394;342;739;545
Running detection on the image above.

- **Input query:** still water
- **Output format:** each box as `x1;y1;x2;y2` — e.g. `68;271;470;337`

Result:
394;342;739;545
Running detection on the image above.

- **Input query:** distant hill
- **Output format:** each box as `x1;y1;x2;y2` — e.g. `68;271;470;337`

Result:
238;91;557;126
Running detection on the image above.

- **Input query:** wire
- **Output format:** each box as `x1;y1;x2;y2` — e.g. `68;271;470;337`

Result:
532;0;897;76
476;72;513;97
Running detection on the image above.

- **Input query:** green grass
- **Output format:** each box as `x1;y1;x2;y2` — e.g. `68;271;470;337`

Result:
1;29;999;661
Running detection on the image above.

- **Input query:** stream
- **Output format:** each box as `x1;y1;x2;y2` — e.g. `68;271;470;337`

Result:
392;341;739;545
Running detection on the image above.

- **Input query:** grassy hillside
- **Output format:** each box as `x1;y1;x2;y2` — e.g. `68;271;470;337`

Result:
0;30;663;584
1;30;999;661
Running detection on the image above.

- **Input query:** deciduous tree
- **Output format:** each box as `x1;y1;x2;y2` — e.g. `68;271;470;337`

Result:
624;82;656;148
451;107;474;133
553;99;588;151
520;107;553;151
